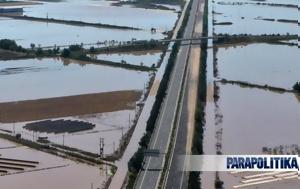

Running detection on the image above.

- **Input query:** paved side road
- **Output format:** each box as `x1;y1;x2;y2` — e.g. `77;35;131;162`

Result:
134;0;202;188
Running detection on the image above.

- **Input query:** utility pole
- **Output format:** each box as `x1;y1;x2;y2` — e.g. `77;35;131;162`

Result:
113;142;115;152
63;134;65;146
99;138;104;158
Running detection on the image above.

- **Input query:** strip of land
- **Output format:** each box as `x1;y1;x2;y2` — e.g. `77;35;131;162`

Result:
0;15;140;30
0;1;41;7
0;49;30;60
0;90;141;123
213;34;298;47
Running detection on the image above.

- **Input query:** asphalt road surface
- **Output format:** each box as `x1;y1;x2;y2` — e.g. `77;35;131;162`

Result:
135;0;204;188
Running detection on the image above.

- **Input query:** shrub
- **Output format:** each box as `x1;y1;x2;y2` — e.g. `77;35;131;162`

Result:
61;48;71;57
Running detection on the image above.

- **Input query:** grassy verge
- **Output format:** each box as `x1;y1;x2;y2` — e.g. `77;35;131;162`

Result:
188;0;208;187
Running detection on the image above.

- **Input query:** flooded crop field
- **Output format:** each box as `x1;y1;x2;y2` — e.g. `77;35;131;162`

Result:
202;0;300;188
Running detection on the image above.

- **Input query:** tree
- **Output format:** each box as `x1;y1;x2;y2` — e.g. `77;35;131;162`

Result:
293;82;300;93
89;46;96;53
30;43;35;50
61;48;71;57
36;48;44;56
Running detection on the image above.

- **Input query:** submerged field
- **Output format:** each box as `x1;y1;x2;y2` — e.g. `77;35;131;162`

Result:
0;58;149;102
201;0;299;188
0;0;182;185
0;138;108;189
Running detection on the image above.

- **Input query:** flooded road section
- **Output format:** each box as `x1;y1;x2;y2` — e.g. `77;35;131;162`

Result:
201;0;300;188
0;138;108;189
0;58;149;102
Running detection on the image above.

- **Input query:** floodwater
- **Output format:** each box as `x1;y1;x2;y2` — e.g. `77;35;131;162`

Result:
21;0;179;31
0;138;108;189
0;58;149;102
89;50;163;67
201;0;300;188
216;84;300;154
213;0;298;35
0;109;136;155
216;0;298;5
217;84;300;189
0;18;164;48
216;43;300;89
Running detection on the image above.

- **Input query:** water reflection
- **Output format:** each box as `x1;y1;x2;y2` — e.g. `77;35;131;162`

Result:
216;43;300;89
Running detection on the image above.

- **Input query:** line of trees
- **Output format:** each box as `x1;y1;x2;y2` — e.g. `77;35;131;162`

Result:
0;39;26;53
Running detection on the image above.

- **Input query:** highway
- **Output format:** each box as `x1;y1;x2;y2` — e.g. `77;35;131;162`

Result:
135;0;205;188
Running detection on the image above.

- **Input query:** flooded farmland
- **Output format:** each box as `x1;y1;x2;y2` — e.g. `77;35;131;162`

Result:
0;56;151;155
0;138;108;189
0;58;149;102
89;50;163;67
216;44;300;89
21;0;179;31
213;0;298;35
201;0;300;188
0;109;136;155
0;0;186;187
